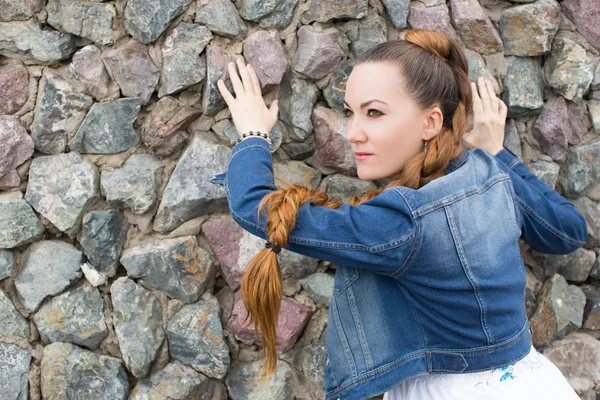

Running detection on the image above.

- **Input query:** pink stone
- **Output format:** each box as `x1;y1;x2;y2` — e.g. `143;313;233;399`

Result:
0;64;29;115
562;0;600;52
292;26;344;80
69;45;111;100
227;294;314;352
407;3;461;44
532;97;571;163
449;0;503;54
0;115;34;188
312;106;356;175
243;30;288;94
202;216;244;290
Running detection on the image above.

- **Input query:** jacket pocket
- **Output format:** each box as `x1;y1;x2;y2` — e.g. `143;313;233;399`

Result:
208;172;227;186
333;265;360;295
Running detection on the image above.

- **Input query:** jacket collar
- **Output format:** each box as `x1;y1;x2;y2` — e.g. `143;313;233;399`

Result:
444;144;469;175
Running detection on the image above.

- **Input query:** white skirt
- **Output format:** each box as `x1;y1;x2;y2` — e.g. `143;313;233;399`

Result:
383;346;580;400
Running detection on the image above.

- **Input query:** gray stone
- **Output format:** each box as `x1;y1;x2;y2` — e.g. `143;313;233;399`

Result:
0;250;14;281
279;70;320;141
14;240;83;314
47;0;116;46
528;160;560;189
0;116;34;190
292;25;344;80
381;0;409;29
499;0;560;57
41;342;129;400
346;12;387;58
25;152;99;237
100;154;164;215
535;248;596;282
0;0;42;21
80;209;128;277
588;100;600;135
300;272;335;306
543;332;600;394
273;160;322;189
572;197;600;249
465;49;501;94
301;331;326;388
159;23;212;97
243;30;288;94
32;283;107;349
166;294;230;379
0;289;29;342
120;236;217;303
503;119;522;160
529;274;585;347
69;45;112;101
225;358;294;400
281;141;315;160
124;0;195;44
202;45;236;116
102;40;160;105
69;98;141;154
318;174;377;204
130;360;225;399
301;0;367;23
31;70;93;155
0;63;29;115
0;342;31;400
195;0;247;39
0;19;75;64
581;286;600;330
313;106;357;175
592;62;600;91
0;199;44;249
544;36;594;101
449;0;503;55
111;277;165;378
557;139;600;198
153;134;230;233
323;60;354;111
239;0;298;30
502;57;544;117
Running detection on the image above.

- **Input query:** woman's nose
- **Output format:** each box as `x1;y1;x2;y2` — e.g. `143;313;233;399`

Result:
346;119;367;143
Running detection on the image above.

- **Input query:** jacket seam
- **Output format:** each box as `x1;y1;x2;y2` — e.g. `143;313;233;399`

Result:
346;285;374;371
390;189;420;278
331;295;358;377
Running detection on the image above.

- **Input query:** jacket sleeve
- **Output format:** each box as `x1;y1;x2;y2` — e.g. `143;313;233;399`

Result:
493;148;587;254
209;137;417;277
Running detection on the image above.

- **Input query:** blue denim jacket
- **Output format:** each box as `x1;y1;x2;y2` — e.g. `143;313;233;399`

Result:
209;137;587;400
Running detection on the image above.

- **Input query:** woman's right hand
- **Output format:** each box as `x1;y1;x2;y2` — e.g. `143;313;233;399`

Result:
464;76;508;156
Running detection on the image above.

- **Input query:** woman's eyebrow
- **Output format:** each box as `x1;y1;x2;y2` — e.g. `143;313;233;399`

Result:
343;99;388;109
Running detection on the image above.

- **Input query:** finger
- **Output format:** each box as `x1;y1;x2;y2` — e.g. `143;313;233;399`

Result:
471;82;484;116
477;77;491;114
217;79;235;106
228;61;244;97
486;79;498;114
236;57;254;96
248;64;262;96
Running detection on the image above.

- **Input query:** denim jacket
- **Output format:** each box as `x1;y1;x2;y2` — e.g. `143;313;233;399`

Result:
209;137;587;400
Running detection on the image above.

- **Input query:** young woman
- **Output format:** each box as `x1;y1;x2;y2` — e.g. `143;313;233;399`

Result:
214;29;586;399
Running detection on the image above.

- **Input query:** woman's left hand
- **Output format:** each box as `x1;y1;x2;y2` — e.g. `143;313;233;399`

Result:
217;56;279;138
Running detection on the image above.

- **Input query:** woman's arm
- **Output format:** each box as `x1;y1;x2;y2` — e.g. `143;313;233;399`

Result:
466;77;587;254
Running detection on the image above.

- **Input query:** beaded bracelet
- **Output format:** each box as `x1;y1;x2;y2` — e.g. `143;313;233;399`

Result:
237;130;272;145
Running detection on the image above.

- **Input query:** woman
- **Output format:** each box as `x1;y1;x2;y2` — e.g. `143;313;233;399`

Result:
214;30;586;399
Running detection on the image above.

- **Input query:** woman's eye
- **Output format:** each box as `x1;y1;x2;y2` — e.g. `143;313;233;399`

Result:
343;109;353;118
367;109;382;117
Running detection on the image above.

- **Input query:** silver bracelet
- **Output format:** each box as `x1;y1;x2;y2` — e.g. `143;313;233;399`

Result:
237;130;271;144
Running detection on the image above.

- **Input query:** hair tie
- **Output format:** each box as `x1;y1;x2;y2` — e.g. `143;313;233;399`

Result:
265;241;281;254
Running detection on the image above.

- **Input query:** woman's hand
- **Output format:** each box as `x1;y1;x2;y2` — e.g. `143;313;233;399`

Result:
217;57;279;138
464;76;508;156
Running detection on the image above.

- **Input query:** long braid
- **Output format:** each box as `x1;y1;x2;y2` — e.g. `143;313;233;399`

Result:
239;29;473;383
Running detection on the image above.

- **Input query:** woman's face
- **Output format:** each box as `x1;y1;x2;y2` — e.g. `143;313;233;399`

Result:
343;62;441;181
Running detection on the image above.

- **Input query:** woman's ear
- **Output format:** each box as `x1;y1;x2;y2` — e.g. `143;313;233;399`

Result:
422;105;444;141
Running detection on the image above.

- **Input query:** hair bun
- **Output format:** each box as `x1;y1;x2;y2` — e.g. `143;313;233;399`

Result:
404;30;452;63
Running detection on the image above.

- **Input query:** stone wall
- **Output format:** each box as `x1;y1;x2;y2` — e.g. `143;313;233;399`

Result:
1;0;600;398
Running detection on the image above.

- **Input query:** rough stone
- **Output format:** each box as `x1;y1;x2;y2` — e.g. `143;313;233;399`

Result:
69;45;113;101
535;248;596;282
323;60;354;111
124;0;195;44
581;286;600;330
239;0;298;30
153;134;230;233
41;342;129;400
273;160;322;189
380;0;409;29
557;139;600;198
166;294;230;379
0;288;30;342
80;209;128;277
120;236;217;303
0;250;14;281
195;0;247;39
292;25;344;80
69;98;141;154
312;106;357;175
13;240;83;314
588;100;600;135
243;30;288;94
102;40;160;105
544;36;594;101
0;199;44;249
0;0;43;21
32;283;108;349
25;152;99;237
499;0;561;56
449;0;503;54
202;45;236;116
502;57;544;117
225;358;294;399
111;277;165;378
465;49;501;94
561;0;600;52
571;197;600;249
300;272;335;306
407;3;461;44
532;96;572;163
47;0;116;46
0;116;34;190
346;12;387;58
31;70;93;154
503;118;521;159
528;160;560;189
301;0;367;23
318;174;377;203
0;19;75;64
0;342;31;400
279;70;320;141
100;154;164;215
0;63;29;115
300;331;326;388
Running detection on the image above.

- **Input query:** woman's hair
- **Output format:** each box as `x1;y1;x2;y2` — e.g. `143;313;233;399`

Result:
239;29;473;383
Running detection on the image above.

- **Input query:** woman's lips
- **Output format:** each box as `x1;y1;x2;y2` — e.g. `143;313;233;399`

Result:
355;153;373;161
